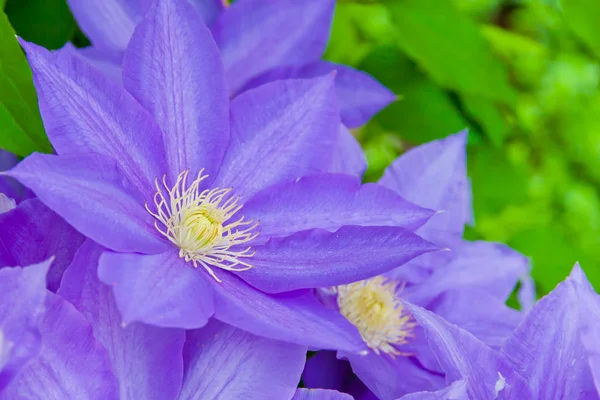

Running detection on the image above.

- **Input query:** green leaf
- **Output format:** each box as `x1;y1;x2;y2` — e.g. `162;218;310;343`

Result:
509;227;600;295
0;8;51;155
360;46;468;144
384;0;516;104
5;0;75;50
469;146;528;215
0;103;37;155
560;0;600;58
461;95;509;146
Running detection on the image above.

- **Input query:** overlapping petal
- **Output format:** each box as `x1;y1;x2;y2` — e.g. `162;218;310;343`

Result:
379;131;471;240
429;289;522;349
0;260;50;390
212;0;334;93
21;40;166;198
404;301;532;399
0;199;84;291
405;241;530;306
241;62;396;128
0;292;120;400
98;250;215;329
242;174;433;239
59;241;186;400
66;0;144;51
208;271;366;353
330;126;367;178
123;0;229;180
240;226;440;293
0;150;23;202
6;153;166;254
501;266;597;399
178;319;305;400
215;76;340;199
58;43;123;83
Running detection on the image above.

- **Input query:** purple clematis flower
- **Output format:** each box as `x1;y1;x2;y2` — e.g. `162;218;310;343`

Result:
64;0;395;130
1;240;356;400
402;263;600;400
304;132;535;399
6;0;439;353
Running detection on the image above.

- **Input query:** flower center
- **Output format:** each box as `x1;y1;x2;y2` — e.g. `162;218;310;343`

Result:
336;276;415;356
145;170;259;282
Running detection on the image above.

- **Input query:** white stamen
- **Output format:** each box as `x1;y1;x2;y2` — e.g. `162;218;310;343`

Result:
337;276;415;356
145;170;259;282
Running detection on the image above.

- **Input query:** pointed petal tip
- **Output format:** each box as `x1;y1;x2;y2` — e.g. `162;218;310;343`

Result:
16;37;46;57
568;261;591;286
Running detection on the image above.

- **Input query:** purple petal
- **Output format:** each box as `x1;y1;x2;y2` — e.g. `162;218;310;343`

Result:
240;226;440;293
21;40;166;198
406;240;530;306
123;0;229;180
58;240;185;400
6;153;166;254
243;174;433;240
179;319;305;400
58;43;123;83
0;292;119;400
0;260;50;390
242;62;396;128
0;150;22;202
0;150;18;171
302;351;351;392
380;131;471;240
98;249;215;329
570;264;600;393
66;0;144;51
293;389;354;400
501;267;598;399
329;125;367;178
208;271;366;353
189;0;225;26
429;289;522;350
212;0;334;93
344;351;444;400
215;75;340;199
399;379;469;400
0;199;84;292
405;301;532;399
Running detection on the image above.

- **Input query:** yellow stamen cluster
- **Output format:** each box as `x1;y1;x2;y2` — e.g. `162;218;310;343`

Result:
337;276;415;355
146;170;259;282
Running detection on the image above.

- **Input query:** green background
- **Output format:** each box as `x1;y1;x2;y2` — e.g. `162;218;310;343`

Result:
2;0;600;296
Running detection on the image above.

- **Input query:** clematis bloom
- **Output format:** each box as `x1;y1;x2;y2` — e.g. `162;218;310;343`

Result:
305;132;534;399
6;0;439;353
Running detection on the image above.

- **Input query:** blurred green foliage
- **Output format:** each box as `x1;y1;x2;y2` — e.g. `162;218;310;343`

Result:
326;0;600;295
3;0;600;295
